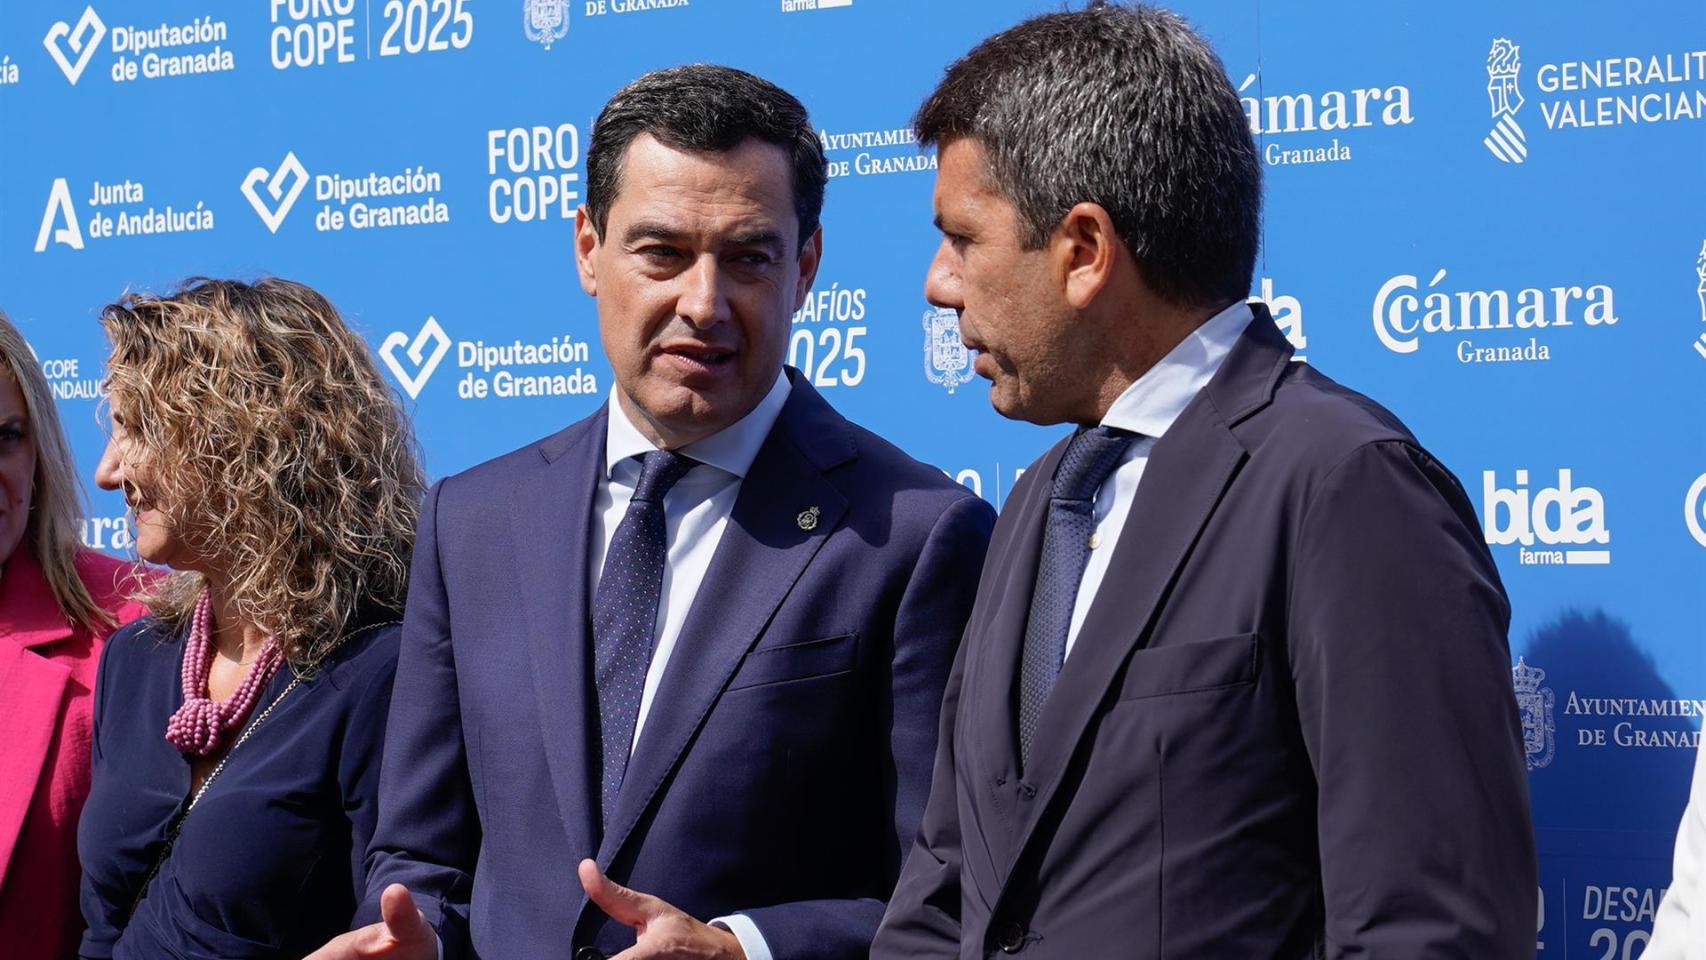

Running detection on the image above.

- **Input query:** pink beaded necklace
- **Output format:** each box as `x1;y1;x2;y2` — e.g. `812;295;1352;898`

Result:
164;590;286;757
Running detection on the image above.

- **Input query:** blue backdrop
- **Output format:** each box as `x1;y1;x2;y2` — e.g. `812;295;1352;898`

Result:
3;1;1703;954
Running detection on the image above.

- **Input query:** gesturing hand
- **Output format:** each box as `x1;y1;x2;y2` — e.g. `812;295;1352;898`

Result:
578;859;747;960
303;884;439;960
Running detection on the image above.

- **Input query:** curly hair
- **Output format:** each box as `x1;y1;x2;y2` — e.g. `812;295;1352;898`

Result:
0;309;109;630
100;278;424;668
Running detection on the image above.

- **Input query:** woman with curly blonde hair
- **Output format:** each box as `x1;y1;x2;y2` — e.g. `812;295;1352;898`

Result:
77;277;425;959
0;308;150;960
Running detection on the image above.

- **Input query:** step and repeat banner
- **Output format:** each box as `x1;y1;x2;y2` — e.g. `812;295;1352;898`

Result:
1;0;1702;954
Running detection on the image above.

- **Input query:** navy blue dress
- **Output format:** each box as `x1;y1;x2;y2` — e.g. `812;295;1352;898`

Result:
77;613;400;959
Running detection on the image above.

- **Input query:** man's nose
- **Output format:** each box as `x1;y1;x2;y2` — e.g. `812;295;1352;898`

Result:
924;242;964;311
676;256;729;329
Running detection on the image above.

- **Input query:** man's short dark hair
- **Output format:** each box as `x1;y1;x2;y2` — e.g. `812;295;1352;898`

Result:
586;64;828;252
915;2;1261;308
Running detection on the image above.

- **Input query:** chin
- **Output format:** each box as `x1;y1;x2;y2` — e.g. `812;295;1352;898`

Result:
990;386;1066;427
986;381;1024;420
132;537;176;568
641;381;719;422
0;519;23;548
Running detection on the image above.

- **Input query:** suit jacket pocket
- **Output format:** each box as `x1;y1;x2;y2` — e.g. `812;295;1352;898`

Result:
1115;633;1259;701
725;633;857;692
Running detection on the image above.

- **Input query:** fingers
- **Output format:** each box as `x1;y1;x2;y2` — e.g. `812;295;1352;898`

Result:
602;914;744;960
300;930;349;960
301;925;385;960
299;886;434;960
376;883;438;957
378;884;422;936
579;858;661;928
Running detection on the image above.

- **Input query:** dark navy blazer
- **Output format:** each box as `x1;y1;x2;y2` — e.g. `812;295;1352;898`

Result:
874;308;1538;959
78;615;400;959
360;370;995;959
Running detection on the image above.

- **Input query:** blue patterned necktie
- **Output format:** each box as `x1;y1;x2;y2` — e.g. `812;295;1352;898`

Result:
1017;425;1137;766
593;449;696;831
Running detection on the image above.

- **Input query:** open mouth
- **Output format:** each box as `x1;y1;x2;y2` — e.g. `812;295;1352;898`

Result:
123;486;157;519
658;343;737;373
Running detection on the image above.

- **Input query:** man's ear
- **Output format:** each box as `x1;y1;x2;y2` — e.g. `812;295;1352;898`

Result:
1054;202;1119;311
574;205;600;297
793;227;824;312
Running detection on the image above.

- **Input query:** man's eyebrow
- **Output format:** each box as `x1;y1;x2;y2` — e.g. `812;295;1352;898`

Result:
618;222;786;251
727;230;785;250
620;221;687;245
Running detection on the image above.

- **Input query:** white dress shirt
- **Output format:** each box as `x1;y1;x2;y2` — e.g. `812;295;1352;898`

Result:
434;373;791;960
593;371;790;960
1063;300;1252;661
1648;741;1706;958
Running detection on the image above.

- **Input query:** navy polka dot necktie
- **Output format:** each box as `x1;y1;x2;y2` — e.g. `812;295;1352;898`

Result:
1016;425;1137;767
593;449;696;831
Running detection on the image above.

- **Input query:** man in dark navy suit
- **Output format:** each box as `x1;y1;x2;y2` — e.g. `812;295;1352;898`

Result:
311;65;994;960
873;4;1537;958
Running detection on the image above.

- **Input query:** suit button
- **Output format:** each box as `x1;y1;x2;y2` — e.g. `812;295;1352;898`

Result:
995;920;1027;953
574;948;605;960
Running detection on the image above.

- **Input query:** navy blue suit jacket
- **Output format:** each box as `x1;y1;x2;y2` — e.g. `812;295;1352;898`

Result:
873;309;1537;959
361;370;994;959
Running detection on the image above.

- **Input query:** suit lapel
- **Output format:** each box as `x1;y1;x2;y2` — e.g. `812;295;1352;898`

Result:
1003;307;1293;875
962;439;1064;876
512;411;606;864
0;642;71;886
0;548;80;885
591;377;852;870
967;440;1066;791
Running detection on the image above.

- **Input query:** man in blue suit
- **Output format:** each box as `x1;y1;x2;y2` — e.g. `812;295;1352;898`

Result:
310;65;994;960
873;5;1536;958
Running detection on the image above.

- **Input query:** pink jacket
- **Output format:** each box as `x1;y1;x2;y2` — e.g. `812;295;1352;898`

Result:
0;549;149;960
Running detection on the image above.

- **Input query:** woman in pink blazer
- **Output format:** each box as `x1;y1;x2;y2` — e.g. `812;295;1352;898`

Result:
0;309;148;960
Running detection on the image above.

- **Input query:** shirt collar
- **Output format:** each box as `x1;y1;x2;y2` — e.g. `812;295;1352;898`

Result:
1100;300;1253;440
604;370;793;481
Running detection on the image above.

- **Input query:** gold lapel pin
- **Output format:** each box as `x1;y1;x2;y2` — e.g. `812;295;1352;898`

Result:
797;506;821;531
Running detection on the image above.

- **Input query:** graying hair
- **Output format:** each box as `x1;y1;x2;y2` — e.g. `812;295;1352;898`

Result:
915;1;1261;308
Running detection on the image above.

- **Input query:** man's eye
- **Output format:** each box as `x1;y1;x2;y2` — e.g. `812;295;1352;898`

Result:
734;252;775;267
640;245;682;261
